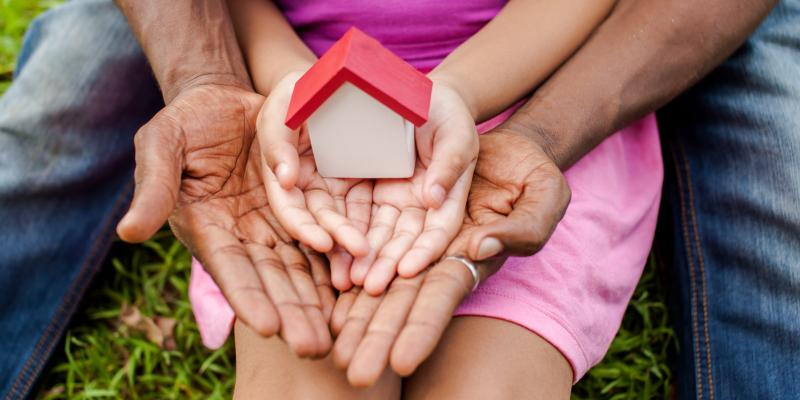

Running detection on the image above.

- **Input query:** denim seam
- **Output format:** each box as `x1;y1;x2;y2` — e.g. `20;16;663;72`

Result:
679;140;715;400
5;179;134;400
669;142;704;400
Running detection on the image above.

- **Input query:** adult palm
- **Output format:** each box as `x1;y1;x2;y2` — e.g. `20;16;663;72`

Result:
116;83;335;358
330;130;572;386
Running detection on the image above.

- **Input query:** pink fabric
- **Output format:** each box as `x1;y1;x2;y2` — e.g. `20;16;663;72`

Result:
275;0;508;71
189;259;234;349
188;0;664;383
457;115;662;382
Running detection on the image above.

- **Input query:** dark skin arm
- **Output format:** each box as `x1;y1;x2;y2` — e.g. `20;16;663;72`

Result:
505;0;777;169
113;0;251;103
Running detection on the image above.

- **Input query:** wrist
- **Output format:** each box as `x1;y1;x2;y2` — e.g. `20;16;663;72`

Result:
428;72;480;121
261;62;314;95
494;84;615;170
492;111;566;169
163;72;252;105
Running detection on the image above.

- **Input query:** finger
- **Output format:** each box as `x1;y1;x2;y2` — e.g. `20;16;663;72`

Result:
363;208;425;295
263;167;334;253
331;290;384;369
328;246;354;291
351;205;400;286
117;120;182;242
187;223;280;338
420;122;478;209
390;259;475;376
467;170;571;260
244;243;319;358
346;180;374;234
257;85;300;189
275;243;332;357
347;274;424;387
327;181;372;291
331;286;361;336
397;164;473;277
306;187;370;257
303;245;336;323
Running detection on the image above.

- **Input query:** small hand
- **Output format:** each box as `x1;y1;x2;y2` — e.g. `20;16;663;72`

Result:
258;73;372;290
349;80;479;295
349;160;474;295
116;83;335;357
330;130;571;386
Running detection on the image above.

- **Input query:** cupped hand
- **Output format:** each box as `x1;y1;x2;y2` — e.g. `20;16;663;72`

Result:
258;73;372;290
348;80;479;295
116;83;336;358
349;160;474;295
329;130;572;387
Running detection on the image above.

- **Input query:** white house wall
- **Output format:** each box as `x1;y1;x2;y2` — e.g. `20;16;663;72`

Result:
306;82;416;178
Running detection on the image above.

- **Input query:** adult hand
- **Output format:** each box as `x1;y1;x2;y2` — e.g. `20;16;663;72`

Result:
116;83;335;358
329;130;571;386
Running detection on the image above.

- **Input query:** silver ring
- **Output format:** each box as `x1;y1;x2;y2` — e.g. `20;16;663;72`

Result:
445;256;480;291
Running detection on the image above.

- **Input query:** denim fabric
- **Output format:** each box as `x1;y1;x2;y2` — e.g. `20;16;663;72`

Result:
658;1;800;399
0;1;161;398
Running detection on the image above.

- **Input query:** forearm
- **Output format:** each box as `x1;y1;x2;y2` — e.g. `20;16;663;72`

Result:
114;0;251;103
503;0;776;169
227;0;316;94
431;0;616;122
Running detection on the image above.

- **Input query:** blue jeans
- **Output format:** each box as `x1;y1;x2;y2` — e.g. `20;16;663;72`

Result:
658;1;800;399
0;1;161;397
1;0;798;399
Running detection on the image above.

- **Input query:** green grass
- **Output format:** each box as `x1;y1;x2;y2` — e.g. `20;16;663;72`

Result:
1;2;676;398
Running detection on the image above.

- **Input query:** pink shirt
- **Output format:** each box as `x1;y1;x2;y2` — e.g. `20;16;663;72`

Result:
190;0;663;383
275;0;506;72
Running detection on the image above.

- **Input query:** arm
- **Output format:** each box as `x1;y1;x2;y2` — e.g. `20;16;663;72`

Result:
114;0;252;102
227;0;316;94
431;0;616;122
502;0;777;169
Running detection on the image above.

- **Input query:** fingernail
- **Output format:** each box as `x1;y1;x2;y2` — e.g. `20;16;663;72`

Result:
476;237;503;260
430;184;446;206
275;163;289;181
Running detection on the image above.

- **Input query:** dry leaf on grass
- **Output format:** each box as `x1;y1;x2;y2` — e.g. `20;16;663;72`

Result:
119;303;176;350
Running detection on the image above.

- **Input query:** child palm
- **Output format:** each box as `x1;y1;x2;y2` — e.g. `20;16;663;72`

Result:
259;73;372;290
351;159;474;295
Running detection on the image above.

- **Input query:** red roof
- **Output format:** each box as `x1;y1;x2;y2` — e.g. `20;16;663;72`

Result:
285;27;433;129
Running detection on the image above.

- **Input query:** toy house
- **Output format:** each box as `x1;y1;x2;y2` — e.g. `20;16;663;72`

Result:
285;27;433;178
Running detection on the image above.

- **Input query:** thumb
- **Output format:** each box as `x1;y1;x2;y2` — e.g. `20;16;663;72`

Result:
421;123;478;209
467;174;571;261
259;85;301;190
117;120;183;243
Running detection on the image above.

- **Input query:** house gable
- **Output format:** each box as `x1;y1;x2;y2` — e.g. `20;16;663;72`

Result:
286;27;432;130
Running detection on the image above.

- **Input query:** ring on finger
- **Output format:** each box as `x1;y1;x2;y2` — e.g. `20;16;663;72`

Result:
444;256;480;291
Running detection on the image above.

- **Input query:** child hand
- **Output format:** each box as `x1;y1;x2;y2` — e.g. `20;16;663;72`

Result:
351;81;479;295
258;72;372;290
